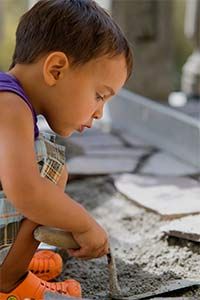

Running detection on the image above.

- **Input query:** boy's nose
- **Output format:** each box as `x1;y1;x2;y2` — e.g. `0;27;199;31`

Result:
93;106;103;120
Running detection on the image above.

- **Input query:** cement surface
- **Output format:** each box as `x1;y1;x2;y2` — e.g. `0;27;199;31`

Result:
55;176;200;299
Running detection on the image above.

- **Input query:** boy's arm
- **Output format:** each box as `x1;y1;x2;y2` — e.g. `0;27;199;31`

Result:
0;93;109;258
0;93;92;233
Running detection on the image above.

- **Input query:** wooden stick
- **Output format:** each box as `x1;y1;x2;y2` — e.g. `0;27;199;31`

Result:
107;248;122;298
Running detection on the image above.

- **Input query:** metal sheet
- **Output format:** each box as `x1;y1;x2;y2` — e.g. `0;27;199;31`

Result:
111;279;199;300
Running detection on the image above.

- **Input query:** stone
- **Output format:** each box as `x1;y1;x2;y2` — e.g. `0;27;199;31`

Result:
140;151;199;176
114;174;200;218
68;157;138;175
161;214;200;242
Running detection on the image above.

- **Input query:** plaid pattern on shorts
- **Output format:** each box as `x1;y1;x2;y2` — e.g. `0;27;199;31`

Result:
0;132;66;262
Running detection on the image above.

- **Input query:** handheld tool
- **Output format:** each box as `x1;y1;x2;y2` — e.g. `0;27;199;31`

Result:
35;226;199;300
34;226;80;249
34;226;121;298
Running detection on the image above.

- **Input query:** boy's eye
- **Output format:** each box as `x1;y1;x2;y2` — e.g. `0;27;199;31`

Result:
96;93;104;102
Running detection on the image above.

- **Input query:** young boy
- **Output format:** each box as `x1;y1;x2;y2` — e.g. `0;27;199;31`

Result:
0;0;133;298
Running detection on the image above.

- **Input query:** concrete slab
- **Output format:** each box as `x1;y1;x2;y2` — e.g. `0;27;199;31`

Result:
140;151;199;176
83;147;149;159
108;89;200;169
115;129;154;148
68;157;138;175
114;174;200;218
68;133;123;148
161;214;200;242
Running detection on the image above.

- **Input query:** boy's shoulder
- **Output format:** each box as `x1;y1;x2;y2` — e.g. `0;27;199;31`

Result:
0;91;34;136
0;91;33;120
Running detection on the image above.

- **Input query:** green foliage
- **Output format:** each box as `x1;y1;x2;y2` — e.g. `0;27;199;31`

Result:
0;0;27;71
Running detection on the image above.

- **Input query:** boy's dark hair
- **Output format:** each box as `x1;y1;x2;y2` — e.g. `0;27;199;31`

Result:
10;0;133;79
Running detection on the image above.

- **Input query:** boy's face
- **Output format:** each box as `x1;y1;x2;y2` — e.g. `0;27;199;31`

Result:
43;54;128;137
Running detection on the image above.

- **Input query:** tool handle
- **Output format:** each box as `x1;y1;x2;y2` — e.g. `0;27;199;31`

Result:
34;226;80;249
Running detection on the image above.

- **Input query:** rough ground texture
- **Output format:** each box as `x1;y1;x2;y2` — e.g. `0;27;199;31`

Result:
56;176;200;299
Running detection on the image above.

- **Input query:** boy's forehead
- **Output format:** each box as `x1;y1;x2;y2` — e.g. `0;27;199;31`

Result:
93;54;126;69
94;55;127;88
89;55;127;86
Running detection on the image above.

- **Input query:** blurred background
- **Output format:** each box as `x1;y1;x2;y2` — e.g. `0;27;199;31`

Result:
0;0;199;108
0;1;199;173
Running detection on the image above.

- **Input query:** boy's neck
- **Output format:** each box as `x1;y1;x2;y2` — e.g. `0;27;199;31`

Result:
8;64;44;116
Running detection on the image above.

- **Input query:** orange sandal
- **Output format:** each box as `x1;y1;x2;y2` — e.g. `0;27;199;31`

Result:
0;271;81;300
29;250;63;281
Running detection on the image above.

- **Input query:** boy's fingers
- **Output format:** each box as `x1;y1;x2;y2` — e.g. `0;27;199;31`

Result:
96;247;108;258
67;245;107;259
67;247;90;258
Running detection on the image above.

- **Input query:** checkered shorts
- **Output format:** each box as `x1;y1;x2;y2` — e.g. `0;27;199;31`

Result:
0;133;66;263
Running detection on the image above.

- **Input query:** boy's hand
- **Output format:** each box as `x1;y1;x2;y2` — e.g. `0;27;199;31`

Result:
68;221;109;259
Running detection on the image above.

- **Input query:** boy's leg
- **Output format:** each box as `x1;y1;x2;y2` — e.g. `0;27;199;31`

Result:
0;166;68;293
0;219;40;292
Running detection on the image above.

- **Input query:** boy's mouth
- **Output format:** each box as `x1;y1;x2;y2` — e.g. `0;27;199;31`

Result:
77;124;91;133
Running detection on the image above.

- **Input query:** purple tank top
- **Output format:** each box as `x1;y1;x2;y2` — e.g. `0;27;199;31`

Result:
0;72;39;139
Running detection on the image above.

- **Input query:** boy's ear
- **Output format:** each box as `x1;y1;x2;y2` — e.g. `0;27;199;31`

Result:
43;52;69;86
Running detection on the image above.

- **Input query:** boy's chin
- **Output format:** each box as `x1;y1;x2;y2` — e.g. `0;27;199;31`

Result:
55;128;76;138
56;131;72;138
